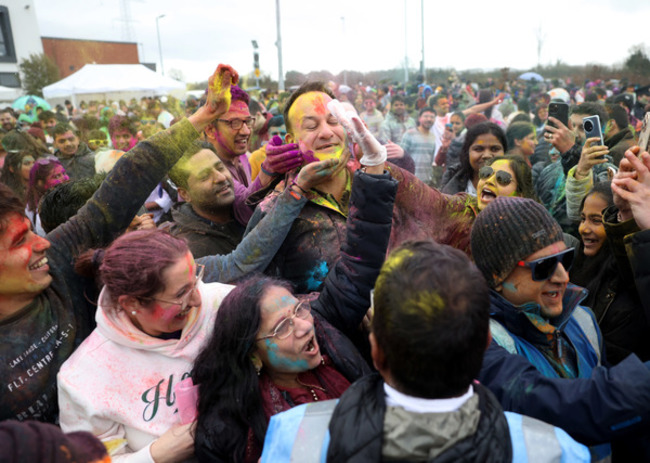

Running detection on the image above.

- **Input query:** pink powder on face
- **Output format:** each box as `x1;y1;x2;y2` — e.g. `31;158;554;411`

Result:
309;93;327;115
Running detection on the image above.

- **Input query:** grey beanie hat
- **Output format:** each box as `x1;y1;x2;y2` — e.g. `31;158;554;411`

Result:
471;197;563;288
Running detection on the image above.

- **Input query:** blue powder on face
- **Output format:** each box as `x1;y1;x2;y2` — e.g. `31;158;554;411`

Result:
264;339;309;371
502;282;517;293
304;261;329;292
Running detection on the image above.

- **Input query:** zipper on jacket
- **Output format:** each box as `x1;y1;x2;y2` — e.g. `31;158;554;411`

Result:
554;329;563;358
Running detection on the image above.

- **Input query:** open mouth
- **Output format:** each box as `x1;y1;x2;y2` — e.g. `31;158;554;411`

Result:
582;237;599;246
304;336;317;353
480;188;497;203
29;257;48;271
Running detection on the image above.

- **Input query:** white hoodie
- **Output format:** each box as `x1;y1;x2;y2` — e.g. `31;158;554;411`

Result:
58;281;233;463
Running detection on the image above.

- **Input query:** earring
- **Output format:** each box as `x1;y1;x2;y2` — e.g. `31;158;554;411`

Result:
251;356;263;376
131;311;137;316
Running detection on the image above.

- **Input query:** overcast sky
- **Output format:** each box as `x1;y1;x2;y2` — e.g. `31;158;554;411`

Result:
32;0;650;84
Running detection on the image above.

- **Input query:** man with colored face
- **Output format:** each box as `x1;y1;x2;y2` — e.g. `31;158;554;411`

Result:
245;82;478;293
0;64;235;424
472;196;650;460
52;124;96;180
203;85;298;226
168;140;243;258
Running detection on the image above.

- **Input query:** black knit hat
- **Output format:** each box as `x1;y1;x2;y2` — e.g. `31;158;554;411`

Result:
471;197;563;288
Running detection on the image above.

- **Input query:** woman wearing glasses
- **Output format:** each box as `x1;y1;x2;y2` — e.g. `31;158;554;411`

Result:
56;157;396;463
189;166;398;462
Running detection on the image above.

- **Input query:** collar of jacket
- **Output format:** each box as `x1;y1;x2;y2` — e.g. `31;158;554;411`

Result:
489;283;588;341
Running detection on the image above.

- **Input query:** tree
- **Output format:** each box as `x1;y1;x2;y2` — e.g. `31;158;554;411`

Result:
625;44;650;78
167;68;185;82
18;53;60;97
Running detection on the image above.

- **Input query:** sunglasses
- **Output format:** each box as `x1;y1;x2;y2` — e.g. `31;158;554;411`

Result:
516;248;574;281
479;166;513;186
89;139;108;146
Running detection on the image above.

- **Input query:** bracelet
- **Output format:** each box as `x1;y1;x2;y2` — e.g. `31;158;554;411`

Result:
290;179;309;195
260;164;280;177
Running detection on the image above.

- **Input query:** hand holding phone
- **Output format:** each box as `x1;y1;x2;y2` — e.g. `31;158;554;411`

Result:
583;115;604;147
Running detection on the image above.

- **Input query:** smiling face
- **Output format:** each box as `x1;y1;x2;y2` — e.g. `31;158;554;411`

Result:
579;193;608;257
177;149;235;217
469;133;504;174
286;91;347;162
0;111;16;131
208;100;251;160
254;286;322;386
129;252;201;337
498;241;569;319
434;98;450;116
476;159;518;211
0;214;52;312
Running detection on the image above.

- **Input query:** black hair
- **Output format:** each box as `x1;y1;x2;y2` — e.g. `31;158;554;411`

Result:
192;275;292;462
52;123;77;139
570;102;609;125
454;122;507;189
38;174;106;233
608;105;629;130
506;122;535;151
372;241;490;398
486;155;538;202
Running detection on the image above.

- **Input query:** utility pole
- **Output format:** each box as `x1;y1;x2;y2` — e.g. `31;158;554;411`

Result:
403;0;408;84
275;0;285;91
156;14;165;75
420;0;425;81
341;17;347;86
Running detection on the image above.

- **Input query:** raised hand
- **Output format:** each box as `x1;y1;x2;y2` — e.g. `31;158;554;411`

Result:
611;148;650;230
188;64;238;133
327;99;386;167
575;137;609;179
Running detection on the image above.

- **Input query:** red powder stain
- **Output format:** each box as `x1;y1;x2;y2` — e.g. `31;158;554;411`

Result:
310;93;327;115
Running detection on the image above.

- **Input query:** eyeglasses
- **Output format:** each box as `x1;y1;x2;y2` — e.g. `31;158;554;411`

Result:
516;248;574;281
142;264;205;312
140;119;157;125
216;117;255;130
257;300;312;341
21;157;36;166
89;139;108;147
478;166;513;187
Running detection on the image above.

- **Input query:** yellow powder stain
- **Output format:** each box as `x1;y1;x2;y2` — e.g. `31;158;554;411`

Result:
209;66;236;111
381;248;414;275
403;290;445;317
314;145;345;161
103;438;127;454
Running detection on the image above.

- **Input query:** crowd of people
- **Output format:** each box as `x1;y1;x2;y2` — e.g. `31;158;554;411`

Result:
1;63;650;462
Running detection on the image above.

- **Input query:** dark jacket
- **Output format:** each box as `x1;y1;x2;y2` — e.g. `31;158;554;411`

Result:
326;374;512;462
440;166;470;195
168;202;244;259
194;170;399;463
625;229;650;330
480;283;650;450
570;207;650;364
535;143;582;235
0;119;200;422
246;163;476;293
605;127;635;166
55;143;95;180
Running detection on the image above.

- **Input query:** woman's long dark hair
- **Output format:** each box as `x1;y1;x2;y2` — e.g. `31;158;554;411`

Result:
454;122;507;190
570;182;616;310
192;275;291;462
0;151;35;201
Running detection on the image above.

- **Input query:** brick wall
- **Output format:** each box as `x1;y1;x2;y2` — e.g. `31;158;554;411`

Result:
42;37;139;78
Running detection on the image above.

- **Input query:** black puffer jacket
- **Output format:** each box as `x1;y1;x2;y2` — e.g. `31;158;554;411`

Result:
326;374;512;462
570;207;650;364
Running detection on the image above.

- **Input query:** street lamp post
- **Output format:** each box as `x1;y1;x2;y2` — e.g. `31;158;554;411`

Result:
156;14;166;75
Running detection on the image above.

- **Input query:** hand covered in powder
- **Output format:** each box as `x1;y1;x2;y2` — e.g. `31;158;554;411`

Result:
261;135;304;175
327;99;387;167
293;158;341;192
188;64;238;133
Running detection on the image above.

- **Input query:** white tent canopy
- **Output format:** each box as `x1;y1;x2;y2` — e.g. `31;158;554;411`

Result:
42;64;186;105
